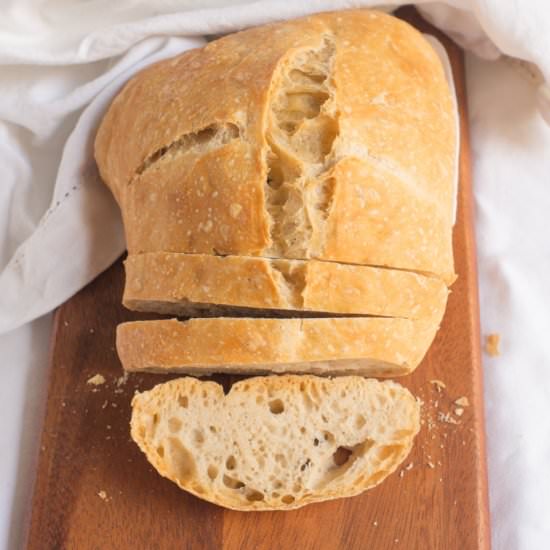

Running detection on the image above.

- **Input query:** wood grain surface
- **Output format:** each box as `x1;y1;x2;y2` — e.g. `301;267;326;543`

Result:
26;8;490;550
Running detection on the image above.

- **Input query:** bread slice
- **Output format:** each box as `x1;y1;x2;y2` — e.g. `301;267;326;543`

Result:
123;252;448;319
117;317;438;377
95;10;456;282
131;375;420;510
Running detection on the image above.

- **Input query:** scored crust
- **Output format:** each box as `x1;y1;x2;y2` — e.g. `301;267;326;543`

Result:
117;317;440;377
130;375;420;510
123;252;448;319
95;9;456;281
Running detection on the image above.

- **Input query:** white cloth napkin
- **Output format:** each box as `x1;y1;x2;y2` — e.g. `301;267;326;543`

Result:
1;1;549;549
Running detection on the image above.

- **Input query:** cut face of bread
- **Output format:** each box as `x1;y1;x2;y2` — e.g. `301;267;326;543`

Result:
117;317;439;377
95;9;456;281
130;375;420;510
123;252;448;319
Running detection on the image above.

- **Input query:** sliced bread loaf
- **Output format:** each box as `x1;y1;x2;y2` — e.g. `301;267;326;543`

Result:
117;317;438;377
131;375;420;510
123;252;448;319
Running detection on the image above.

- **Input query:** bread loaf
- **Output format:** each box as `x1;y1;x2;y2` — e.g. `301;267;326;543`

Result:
131;375;420;510
95;9;456;282
123;252;448;319
95;9;456;380
94;11;457;511
117;317;439;377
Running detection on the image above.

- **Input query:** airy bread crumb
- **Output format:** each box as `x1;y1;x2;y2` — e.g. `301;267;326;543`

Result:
131;375;420;511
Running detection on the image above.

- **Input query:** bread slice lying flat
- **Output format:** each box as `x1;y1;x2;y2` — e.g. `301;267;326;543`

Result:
117;317;438;377
131;375;420;510
124;252;448;319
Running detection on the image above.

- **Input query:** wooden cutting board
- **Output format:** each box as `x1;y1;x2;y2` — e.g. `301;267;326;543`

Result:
26;8;490;550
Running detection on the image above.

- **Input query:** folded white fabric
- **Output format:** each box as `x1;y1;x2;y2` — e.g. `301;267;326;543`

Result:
1;2;550;549
0;34;204;331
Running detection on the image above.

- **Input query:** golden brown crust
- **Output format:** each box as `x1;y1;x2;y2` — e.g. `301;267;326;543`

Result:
333;14;456;215
116;317;439;376
309;157;454;281
95;9;455;280
120;139;269;256
123;252;448;319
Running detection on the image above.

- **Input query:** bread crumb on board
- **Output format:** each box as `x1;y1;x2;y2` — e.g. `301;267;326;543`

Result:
485;333;500;357
424;380;470;426
116;372;129;387
398;461;416;478
97;490;108;501
454;396;469;407
87;374;106;386
437;411;460;425
429;380;447;394
422;379;464;430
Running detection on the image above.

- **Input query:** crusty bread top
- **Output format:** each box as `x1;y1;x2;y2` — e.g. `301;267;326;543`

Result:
131;375;420;510
123;252;448;319
95;9;456;281
117;316;439;377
